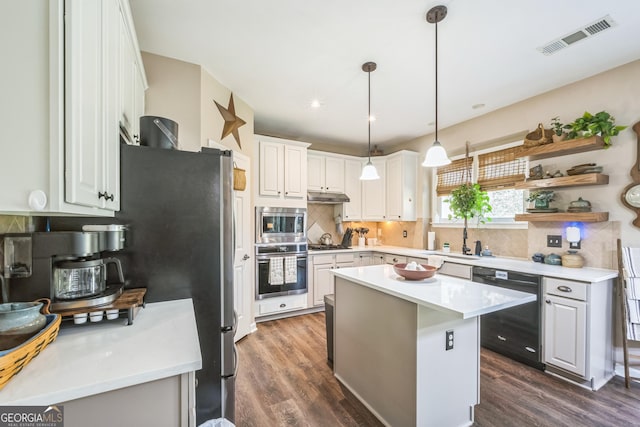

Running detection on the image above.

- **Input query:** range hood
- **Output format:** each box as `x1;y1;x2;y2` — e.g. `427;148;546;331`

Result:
307;191;350;204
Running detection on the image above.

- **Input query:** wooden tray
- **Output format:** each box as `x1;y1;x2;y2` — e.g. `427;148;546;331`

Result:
54;288;147;326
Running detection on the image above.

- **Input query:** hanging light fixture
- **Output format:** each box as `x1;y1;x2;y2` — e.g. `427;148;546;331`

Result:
360;61;380;180
422;5;451;168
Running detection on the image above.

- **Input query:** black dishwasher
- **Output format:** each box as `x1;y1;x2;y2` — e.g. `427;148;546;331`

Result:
472;266;543;370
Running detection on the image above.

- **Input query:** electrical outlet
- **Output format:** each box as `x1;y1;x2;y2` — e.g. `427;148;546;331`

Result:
403;230;407;238
547;235;562;248
446;330;454;351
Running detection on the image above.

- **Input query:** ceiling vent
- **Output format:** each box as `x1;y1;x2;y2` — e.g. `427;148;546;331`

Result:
537;15;617;56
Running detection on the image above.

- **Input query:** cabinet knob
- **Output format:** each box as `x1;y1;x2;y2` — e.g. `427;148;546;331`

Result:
280;303;286;308
98;192;114;201
98;191;107;200
545;299;551;304
278;191;281;195
242;254;250;261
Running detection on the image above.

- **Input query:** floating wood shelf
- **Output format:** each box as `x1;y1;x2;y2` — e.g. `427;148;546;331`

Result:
515;212;609;223
515;173;609;190
516;136;606;160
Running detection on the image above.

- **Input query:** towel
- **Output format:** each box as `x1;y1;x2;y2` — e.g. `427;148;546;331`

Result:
427;255;444;269
269;257;284;286
284;256;297;284
621;247;640;278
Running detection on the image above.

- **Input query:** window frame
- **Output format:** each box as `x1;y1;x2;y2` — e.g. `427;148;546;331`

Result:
430;140;529;229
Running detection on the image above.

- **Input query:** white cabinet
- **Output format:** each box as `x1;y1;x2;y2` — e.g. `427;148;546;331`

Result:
356;252;373;266
1;0;145;216
385;151;418;221
361;158;387;220
256;294;308;317
542;277;614;390
310;253;356;306
257;136;309;208
307;152;345;193
343;158;363;220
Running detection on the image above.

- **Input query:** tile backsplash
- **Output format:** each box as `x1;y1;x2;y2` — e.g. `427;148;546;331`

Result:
0;216;28;234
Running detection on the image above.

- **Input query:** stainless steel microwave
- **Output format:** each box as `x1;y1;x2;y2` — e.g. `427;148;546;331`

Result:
256;207;307;244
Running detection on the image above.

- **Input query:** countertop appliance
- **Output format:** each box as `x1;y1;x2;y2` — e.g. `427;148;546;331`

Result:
2;231;125;311
472;266;543;370
50;145;236;425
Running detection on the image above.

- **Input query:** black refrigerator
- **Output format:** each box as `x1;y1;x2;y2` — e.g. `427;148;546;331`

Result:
52;144;237;424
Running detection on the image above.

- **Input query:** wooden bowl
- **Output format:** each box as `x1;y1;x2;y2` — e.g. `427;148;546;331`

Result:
393;263;437;280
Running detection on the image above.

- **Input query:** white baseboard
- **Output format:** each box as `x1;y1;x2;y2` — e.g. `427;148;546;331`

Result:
614;363;640;382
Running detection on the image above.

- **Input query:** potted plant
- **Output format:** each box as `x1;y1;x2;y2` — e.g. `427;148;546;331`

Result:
445;183;492;255
550;116;566;142
563;111;627;147
527;190;555;209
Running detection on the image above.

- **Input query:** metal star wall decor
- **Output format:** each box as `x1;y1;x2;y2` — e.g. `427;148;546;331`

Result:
214;93;246;148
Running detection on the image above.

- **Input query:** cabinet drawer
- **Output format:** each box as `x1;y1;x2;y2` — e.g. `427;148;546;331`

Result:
258;294;307;315
439;262;472;280
544;277;588;301
311;254;334;265
384;254;407;264
335;253;356;263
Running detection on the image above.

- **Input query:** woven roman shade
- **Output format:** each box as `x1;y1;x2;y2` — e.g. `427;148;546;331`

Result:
436;158;472;196
477;146;527;191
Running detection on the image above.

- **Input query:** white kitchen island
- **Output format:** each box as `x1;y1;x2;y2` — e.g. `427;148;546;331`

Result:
330;265;535;427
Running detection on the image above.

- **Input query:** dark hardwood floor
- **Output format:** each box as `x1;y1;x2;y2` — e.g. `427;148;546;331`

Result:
236;312;640;427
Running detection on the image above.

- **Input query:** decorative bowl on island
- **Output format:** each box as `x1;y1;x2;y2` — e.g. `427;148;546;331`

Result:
393;263;437;280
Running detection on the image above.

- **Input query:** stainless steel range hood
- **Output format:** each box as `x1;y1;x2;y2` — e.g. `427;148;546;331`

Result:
307;191;350;204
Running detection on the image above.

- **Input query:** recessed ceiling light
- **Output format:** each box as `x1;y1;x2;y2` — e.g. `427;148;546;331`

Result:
472;103;485;110
310;99;322;108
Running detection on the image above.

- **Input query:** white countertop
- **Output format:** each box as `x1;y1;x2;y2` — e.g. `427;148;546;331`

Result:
330;264;537;319
0;299;202;405
311;245;618;283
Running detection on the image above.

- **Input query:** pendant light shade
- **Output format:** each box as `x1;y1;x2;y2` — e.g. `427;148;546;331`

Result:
422;5;451;168
360;61;380;180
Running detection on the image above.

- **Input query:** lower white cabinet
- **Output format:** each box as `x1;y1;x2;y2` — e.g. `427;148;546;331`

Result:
356;252;373;266
310;253;356;306
256;294;307;317
542;277;614;390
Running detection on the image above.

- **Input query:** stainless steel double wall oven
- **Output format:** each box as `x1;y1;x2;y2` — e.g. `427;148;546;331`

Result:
255;207;307;299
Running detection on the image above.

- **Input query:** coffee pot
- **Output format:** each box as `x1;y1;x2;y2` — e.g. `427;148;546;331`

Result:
53;257;124;300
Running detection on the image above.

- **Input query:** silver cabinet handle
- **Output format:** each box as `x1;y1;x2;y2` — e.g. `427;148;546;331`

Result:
525;347;536;353
557;285;572;292
497;335;507;341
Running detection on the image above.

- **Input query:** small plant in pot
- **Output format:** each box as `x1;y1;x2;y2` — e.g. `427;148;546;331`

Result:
550;116;566;142
445;183;492;255
527;190;555;209
563;111;627;147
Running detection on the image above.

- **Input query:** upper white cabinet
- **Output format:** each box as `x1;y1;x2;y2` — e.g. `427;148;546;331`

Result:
1;0;146;215
385;151;418;221
307;152;345;193
342;158;363;220
257;135;309;208
361;158;386;220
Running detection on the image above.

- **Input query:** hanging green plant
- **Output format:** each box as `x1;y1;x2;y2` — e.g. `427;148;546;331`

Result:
445;183;492;224
563;111;627;147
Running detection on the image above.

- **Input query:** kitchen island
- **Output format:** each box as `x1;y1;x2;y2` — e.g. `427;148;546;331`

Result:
0;299;202;427
330;264;535;427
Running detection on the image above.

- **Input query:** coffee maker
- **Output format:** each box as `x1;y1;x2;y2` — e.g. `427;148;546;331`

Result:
2;230;126;311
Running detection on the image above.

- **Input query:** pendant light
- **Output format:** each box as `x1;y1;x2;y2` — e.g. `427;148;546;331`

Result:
360;61;380;180
422;5;451;168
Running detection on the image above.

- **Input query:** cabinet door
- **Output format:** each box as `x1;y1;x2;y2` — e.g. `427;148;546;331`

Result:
361;158;386;220
133;61;145;143
544;294;587;376
343;159;363;220
284;144;306;199
307;154;324;191
357;253;372;266
313;263;335;306
324;157;345;193
386;154;403;219
372;254;386;265
65;0;105;208
259;141;283;197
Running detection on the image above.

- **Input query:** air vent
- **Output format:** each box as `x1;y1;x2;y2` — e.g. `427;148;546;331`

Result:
537;15;617;56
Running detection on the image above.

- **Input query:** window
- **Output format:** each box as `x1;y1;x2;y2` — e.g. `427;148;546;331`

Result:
433;144;527;226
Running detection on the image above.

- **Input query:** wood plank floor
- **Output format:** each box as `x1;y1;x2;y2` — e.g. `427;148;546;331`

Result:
236;312;640;426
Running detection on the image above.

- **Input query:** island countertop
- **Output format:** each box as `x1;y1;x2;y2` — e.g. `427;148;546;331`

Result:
330;264;536;319
0;299;202;406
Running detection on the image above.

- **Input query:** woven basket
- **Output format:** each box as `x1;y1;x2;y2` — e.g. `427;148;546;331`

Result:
233;163;246;191
0;300;61;390
524;123;554;147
